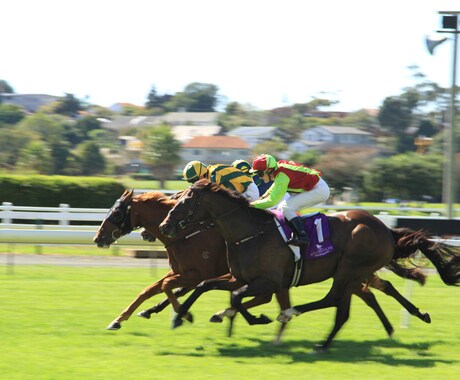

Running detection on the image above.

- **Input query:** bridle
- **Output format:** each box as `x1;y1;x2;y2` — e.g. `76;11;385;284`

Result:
173;187;271;245
106;198;136;240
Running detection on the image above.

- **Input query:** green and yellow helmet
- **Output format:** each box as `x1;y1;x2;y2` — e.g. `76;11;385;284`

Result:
232;159;252;173
182;161;207;183
250;154;277;173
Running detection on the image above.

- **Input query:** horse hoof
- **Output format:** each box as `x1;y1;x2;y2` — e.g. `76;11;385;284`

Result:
259;314;273;325
423;313;431;324
313;343;328;353
209;314;224;323
137;310;151;319
184;312;194;324
106;321;121;330
172;318;183;329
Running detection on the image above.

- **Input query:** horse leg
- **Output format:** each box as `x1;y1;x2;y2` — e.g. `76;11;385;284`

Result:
172;273;238;328
106;270;175;330
317;285;353;351
161;274;202;324
273;289;291;345
138;287;191;319
368;275;431;323
352;283;394;337
230;278;278;326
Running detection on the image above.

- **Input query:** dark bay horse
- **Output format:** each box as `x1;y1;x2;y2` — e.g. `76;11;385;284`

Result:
93;189;276;330
160;180;460;350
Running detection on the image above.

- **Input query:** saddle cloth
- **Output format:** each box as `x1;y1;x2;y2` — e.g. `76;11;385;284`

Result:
271;210;334;262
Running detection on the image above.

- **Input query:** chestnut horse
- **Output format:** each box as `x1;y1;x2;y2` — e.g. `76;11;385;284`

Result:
160;180;460;350
93;189;275;331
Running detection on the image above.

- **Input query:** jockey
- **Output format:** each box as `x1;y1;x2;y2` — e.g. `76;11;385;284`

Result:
249;154;330;247
182;160;259;202
231;159;273;196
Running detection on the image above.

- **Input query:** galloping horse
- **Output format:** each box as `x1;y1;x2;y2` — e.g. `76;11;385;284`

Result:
160;180;460;350
93;189;277;330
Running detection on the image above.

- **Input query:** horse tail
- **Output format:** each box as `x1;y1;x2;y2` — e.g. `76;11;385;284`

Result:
390;227;460;286
385;260;426;285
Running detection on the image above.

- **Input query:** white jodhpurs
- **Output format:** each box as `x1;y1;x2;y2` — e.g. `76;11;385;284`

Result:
280;178;330;220
242;182;260;202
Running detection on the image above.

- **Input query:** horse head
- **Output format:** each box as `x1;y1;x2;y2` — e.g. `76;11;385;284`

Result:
159;180;214;238
93;189;137;247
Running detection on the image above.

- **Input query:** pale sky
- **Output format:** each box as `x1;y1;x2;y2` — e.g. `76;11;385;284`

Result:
1;0;459;112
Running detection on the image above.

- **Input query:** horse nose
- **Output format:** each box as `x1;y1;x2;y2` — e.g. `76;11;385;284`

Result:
159;222;171;236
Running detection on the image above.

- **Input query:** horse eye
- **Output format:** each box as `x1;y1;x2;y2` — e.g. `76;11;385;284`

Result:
111;209;123;222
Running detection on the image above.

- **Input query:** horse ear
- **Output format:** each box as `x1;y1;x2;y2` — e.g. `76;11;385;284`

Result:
128;189;134;198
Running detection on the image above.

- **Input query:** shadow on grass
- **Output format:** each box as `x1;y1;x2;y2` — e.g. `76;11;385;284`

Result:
214;338;456;367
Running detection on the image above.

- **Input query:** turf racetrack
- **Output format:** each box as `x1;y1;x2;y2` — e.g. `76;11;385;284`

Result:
1;265;459;379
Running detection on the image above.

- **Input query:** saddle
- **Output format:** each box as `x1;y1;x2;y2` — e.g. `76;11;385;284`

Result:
271;210;334;261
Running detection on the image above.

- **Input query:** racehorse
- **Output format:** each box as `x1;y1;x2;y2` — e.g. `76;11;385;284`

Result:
94;189;431;339
93;189;276;331
159;179;460;350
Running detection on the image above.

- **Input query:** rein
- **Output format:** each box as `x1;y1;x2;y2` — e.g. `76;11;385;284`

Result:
164;221;215;249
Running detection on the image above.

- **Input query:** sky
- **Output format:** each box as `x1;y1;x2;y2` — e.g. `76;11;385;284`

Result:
1;0;459;112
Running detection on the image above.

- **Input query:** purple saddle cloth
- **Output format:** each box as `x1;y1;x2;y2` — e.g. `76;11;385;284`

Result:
271;210;334;259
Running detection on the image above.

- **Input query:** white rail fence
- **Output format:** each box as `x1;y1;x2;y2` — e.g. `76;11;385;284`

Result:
0;202;151;246
1;201;459;246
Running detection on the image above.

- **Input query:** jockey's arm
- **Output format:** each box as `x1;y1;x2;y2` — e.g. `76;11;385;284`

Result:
251;172;289;209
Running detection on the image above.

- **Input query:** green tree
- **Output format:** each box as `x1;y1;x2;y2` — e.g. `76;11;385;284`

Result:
16;113;68;144
0;80;14;94
54;93;84;117
0;128;34;169
77;141;106;175
0;103;25;125
141;125;181;187
362;153;443;201
167;82;219;112
17;140;53;174
252;137;288;158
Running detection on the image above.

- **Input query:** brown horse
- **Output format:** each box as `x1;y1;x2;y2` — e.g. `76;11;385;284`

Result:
159;180;460;350
93;189;276;331
94;188;430;338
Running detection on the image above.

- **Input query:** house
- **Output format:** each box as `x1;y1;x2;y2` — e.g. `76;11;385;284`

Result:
172;125;221;143
180;135;251;169
227;126;278;148
160;112;219;126
100;112;220;131
0;93;60;112
289;126;375;153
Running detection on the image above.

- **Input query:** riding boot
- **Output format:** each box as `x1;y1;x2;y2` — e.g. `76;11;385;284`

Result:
287;216;310;247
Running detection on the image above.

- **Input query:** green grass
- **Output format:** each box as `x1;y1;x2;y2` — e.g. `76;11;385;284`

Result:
0;266;458;379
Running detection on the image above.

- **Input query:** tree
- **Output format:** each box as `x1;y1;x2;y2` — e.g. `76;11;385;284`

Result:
362;153;443;201
141;125;181;188
0;80;14;94
167;82;219;112
16;113;68;144
0;128;34;169
144;85;172;114
17;140;53;174
77;141;106;175
252;137;288;158
54;93;84;117
0;103;25;125
317;148;377;197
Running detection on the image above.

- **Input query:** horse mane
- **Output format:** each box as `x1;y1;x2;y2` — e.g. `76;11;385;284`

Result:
135;191;177;207
192;179;274;217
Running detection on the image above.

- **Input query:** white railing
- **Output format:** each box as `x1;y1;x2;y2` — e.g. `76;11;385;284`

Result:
0;202;150;246
1;201;459;245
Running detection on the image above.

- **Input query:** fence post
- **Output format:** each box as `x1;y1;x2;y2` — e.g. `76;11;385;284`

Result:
1;202;13;224
59;203;70;226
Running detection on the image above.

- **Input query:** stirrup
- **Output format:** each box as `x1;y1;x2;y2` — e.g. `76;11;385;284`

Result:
287;235;309;247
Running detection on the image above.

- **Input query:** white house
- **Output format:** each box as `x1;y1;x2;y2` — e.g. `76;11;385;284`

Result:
227;126;278;148
289;126;375;153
